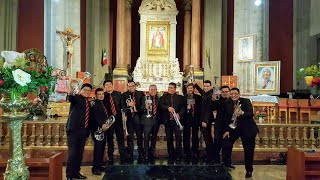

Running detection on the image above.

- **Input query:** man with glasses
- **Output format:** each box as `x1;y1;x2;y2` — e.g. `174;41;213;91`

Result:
66;83;92;180
222;88;259;178
194;80;214;164
160;82;186;163
122;80;145;163
103;80;127;165
211;85;233;166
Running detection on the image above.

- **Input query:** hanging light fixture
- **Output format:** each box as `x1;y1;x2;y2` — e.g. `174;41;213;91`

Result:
255;0;262;6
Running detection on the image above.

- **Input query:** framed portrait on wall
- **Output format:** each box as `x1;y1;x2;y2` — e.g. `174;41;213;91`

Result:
146;21;170;55
253;61;281;95
238;35;254;61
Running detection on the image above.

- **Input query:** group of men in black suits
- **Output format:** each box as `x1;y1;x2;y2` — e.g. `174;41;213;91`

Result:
65;80;259;179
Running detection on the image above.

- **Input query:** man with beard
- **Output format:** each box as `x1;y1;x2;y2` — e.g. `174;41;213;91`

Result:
103;80;127;164
122;80;145;163
183;83;201;160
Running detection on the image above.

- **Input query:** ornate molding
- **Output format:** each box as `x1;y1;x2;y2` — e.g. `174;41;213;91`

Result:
183;0;192;11
125;0;133;8
139;0;177;12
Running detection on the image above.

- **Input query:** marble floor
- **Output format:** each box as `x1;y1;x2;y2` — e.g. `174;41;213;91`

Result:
62;165;286;180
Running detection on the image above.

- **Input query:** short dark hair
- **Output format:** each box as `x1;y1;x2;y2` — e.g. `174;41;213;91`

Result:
204;80;211;86
187;83;194;88
128;80;135;84
103;80;112;86
220;85;230;91
230;87;240;93
81;83;92;90
169;82;177;89
95;88;104;94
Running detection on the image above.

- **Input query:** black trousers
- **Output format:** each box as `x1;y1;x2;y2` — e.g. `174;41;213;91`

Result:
92;126;114;170
127;115;143;155
66;129;88;178
143;117;159;156
222;130;256;172
213;131;223;163
165;120;182;158
183;118;200;157
201;122;214;162
113;120;127;159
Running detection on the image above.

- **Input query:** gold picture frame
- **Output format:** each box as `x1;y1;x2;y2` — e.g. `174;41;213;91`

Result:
146;21;170;55
253;61;281;95
238;35;254;61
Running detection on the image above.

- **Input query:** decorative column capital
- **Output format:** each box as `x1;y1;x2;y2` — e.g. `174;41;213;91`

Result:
125;0;133;8
184;0;192;11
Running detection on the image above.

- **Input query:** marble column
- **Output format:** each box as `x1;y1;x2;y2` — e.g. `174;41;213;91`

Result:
113;0;128;76
125;0;132;70
183;0;191;71
191;0;202;76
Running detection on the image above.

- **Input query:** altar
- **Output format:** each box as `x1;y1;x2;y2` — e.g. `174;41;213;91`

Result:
133;0;183;93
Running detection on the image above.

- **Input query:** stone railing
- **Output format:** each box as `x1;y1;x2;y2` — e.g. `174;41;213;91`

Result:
0;119;319;152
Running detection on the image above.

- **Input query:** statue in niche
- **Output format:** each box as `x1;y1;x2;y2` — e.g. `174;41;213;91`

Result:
171;58;180;76
133;57;143;75
56;28;80;69
55;70;70;94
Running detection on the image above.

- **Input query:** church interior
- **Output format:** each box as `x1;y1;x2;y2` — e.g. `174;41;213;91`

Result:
0;0;320;179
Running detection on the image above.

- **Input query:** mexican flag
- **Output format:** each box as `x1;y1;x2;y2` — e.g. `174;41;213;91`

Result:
101;49;108;67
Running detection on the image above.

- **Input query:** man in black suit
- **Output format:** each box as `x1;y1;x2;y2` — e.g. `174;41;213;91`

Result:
103;80;127;164
66;83;92;180
141;84;160;162
222;88;259;178
183;83;201;160
122;80;145;162
194;80;214;164
211;85;233;165
91;88;113;175
160;82;186;162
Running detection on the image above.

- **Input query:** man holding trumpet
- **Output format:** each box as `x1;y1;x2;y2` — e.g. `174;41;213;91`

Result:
122;80;145;163
103;80;127;165
91;88;112;175
160;82;186;163
141;84;160;162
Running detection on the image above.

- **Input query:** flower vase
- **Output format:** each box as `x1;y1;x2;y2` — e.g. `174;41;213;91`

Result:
0;90;30;180
310;86;320;95
258;117;263;124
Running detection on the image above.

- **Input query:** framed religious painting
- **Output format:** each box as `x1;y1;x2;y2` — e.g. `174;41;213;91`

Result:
238;35;254;61
253;61;281;95
146;21;170;55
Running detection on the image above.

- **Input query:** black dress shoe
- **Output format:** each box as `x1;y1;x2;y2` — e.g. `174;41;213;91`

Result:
92;169;101;176
75;173;87;179
99;166;106;172
224;164;236;169
245;171;252;178
67;178;73;180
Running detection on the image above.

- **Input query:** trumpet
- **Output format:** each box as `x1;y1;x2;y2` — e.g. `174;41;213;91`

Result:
145;96;153;118
94;115;115;141
229;101;242;129
172;110;183;130
72;72;91;95
126;95;137;113
212;88;221;101
121;109;129;136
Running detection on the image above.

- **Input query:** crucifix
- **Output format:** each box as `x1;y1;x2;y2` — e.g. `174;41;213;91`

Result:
56;28;80;71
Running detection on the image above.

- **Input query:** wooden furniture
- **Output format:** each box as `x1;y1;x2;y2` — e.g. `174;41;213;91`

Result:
279;98;288;122
288;99;300;121
0;152;63;180
299;99;311;121
252;101;278;123
47;102;70;117
287;147;320;180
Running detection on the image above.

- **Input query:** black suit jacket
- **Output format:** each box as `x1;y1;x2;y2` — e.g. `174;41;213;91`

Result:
91;100;112;134
185;93;201;124
159;93;186;124
141;95;160;125
226;98;259;137
104;91;123;124
212;97;233;133
122;90;145;117
66;94;92;137
195;84;213;123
